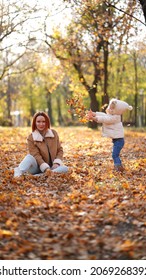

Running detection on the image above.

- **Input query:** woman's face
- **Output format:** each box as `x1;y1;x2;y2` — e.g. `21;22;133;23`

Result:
36;115;46;132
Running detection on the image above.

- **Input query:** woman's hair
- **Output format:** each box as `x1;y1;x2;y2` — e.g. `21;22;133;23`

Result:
31;111;51;132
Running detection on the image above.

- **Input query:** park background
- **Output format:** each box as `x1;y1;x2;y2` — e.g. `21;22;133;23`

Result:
0;0;146;128
0;0;146;260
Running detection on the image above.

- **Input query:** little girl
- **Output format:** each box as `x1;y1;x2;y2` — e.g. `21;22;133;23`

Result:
87;98;133;172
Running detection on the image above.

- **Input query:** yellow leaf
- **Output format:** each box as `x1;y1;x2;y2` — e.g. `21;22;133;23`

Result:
87;178;94;188
0;229;13;237
119;240;135;251
122;182;129;189
26;198;41;206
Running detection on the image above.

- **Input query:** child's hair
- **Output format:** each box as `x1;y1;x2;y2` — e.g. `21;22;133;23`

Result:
31;111;51;132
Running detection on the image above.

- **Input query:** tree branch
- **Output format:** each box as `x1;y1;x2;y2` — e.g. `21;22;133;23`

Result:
139;0;146;22
105;1;146;26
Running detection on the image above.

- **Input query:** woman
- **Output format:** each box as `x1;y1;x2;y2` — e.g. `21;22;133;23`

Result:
14;111;68;177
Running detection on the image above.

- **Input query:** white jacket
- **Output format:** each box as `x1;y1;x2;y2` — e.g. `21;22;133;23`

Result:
95;112;124;139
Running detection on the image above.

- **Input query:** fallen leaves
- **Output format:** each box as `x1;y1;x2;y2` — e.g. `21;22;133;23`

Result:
0;229;13;237
0;126;146;260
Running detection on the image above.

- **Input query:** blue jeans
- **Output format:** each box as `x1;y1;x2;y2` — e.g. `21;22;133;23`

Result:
112;138;124;166
19;154;68;174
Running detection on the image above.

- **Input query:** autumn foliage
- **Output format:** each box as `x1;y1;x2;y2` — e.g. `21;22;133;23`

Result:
0;126;146;260
66;97;88;123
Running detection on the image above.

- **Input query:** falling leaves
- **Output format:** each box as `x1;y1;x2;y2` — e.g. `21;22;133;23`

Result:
66;96;88;123
0;126;146;260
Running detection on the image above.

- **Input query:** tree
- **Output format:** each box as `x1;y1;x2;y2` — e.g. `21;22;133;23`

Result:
0;0;47;122
44;0;138;127
0;0;43;80
139;0;146;22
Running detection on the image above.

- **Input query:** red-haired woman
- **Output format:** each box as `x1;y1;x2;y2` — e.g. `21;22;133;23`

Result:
14;112;68;177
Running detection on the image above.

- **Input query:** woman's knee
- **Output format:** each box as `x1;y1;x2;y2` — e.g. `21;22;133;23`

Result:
19;154;37;169
24;154;37;164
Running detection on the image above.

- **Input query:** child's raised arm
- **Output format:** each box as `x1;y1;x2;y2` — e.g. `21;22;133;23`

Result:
86;109;97;121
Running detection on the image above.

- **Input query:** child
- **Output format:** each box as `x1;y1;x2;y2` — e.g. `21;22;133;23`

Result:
87;98;133;172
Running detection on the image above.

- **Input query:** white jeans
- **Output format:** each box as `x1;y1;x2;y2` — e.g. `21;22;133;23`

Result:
19;154;68;174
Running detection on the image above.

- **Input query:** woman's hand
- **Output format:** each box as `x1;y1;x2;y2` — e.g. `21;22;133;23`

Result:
51;163;60;170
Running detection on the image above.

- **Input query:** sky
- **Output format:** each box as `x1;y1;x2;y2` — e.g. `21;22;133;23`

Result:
1;0;72;56
2;0;146;56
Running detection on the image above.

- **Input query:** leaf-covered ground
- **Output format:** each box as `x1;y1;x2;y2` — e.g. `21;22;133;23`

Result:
0;126;146;260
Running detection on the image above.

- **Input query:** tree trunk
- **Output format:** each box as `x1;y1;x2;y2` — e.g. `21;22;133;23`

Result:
6;75;12;125
133;52;138;127
30;95;35;117
46;90;54;125
88;87;99;129
102;41;109;105
56;95;64;125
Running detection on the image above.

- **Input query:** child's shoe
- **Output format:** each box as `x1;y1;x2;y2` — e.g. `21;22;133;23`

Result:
14;167;23;177
114;165;124;173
